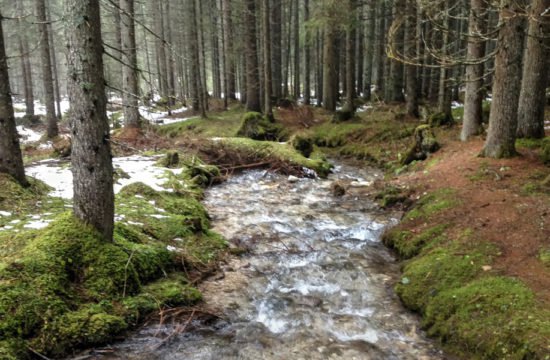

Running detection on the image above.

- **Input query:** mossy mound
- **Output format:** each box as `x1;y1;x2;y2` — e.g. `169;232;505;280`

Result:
236;112;287;141
203;138;332;178
290;135;314;158
332;109;355;123
386;188;550;359
428;112;454;127
0;175;227;357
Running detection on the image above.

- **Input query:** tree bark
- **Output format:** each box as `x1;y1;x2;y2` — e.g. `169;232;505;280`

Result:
481;0;526;158
364;1;375;100
516;0;550;139
322;24;337;111
304;0;311;104
461;0;488;141
292;0;300;99
271;2;283;100
16;0;34;116
244;0;261;112
263;0;273;117
36;0;58;138
0;12;28;187
66;0;114;240
405;0;419;117
121;0;141;128
437;0;453;121
154;1;169;102
223;0;237;100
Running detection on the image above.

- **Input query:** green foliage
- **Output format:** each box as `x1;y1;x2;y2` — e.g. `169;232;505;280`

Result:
539;248;550;268
541;137;550;164
291;135;314;158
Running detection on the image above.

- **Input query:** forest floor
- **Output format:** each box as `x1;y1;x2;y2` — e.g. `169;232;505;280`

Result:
3;100;550;359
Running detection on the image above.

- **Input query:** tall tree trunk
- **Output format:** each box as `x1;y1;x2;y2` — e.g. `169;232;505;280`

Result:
263;0;273;117
211;0;222;99
223;0;236;100
154;1;169;102
164;0;176;106
36;0;58;138
344;1;356;111
322;24;337;111
405;0;419;117
437;0;453;121
187;0;201;111
244;0;261;112
316;29;323;106
516;0;550;139
66;0;114;240
481;0;526;158
271;2;282;100
16;0;34;116
364;0;375;100
121;0;141;128
47;11;62;120
373;0;385;96
356;8;364;98
0;12;28;187
292;0;300;99
304;0;311;104
390;0;405;102
461;0;488;141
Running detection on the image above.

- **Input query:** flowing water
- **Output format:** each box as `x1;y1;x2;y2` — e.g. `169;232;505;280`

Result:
84;162;446;360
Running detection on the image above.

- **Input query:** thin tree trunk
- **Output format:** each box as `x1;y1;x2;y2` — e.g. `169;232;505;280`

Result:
437;0;453;121
16;0;34;116
121;0;141;128
304;0;311;104
405;0;419;117
481;0;526;158
154;1;169;101
390;0;405;102
164;0;176;106
263;0;273;117
271;2;282;100
516;0;550;139
36;0;58;138
66;0;114;240
322;24;337;111
244;0;261;112
223;0;236;100
292;0;300;99
344;1;356;111
0;11;28;187
47;15;62;120
461;0;488;141
364;0;375;100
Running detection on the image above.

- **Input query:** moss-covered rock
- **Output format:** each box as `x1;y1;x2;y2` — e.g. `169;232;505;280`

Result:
332;109;355;123
291;135;314;158
236;112;287;141
383;224;448;259
401;125;440;165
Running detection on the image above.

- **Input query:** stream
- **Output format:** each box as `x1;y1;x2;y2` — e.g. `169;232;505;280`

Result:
81;162;446;360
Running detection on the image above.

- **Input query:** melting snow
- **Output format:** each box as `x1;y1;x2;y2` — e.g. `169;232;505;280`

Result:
16;126;43;144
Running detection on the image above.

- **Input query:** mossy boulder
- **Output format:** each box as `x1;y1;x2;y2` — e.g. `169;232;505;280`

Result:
291;135;314;158
401;125;440;165
236;112;286;141
158;151;181;168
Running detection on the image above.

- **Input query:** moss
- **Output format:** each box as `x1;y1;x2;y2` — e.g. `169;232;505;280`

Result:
396;242;495;312
157;151;181;168
428;112;454;127
423;277;550;359
404;188;459;221
210;138;332;178
0;339;29;360
515;138;543;150
384;224;448;259
291;135;314;158
310;122;366;148
332;109;355;123
539;248;550;268
236;112;288;141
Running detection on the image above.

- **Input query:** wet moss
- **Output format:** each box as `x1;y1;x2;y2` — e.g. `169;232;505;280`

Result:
291;135;314;158
423;277;550;359
236;112;288;141
404;188;459;221
384;224;448;259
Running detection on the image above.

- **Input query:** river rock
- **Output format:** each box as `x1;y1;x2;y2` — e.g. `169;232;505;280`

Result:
288;175;300;183
331;181;346;196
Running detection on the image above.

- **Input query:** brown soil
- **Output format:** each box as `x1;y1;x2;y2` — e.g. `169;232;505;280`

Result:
393;132;550;303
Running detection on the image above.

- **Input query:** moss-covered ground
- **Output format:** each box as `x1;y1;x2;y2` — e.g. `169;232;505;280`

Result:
0;162;227;358
383;188;550;359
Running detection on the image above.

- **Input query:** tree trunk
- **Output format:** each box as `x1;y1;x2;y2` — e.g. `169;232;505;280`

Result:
164;0;176;106
373;0;385;96
390;0;405;102
437;0;453;121
481;0;526;158
364;1;375;100
316;29;323;106
304;0;311;104
292;0;300;99
36;0;58;138
461;0;488;141
263;0;273;117
516;0;549;139
223;0;237;100
405;0;419;117
47;11;62;120
16;0;34;116
66;0;114;240
344;1;356;111
271;2;282;100
0;12;28;187
322;25;337;111
154;1;169;102
244;0;261;112
187;0;201;112
121;0;141;128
